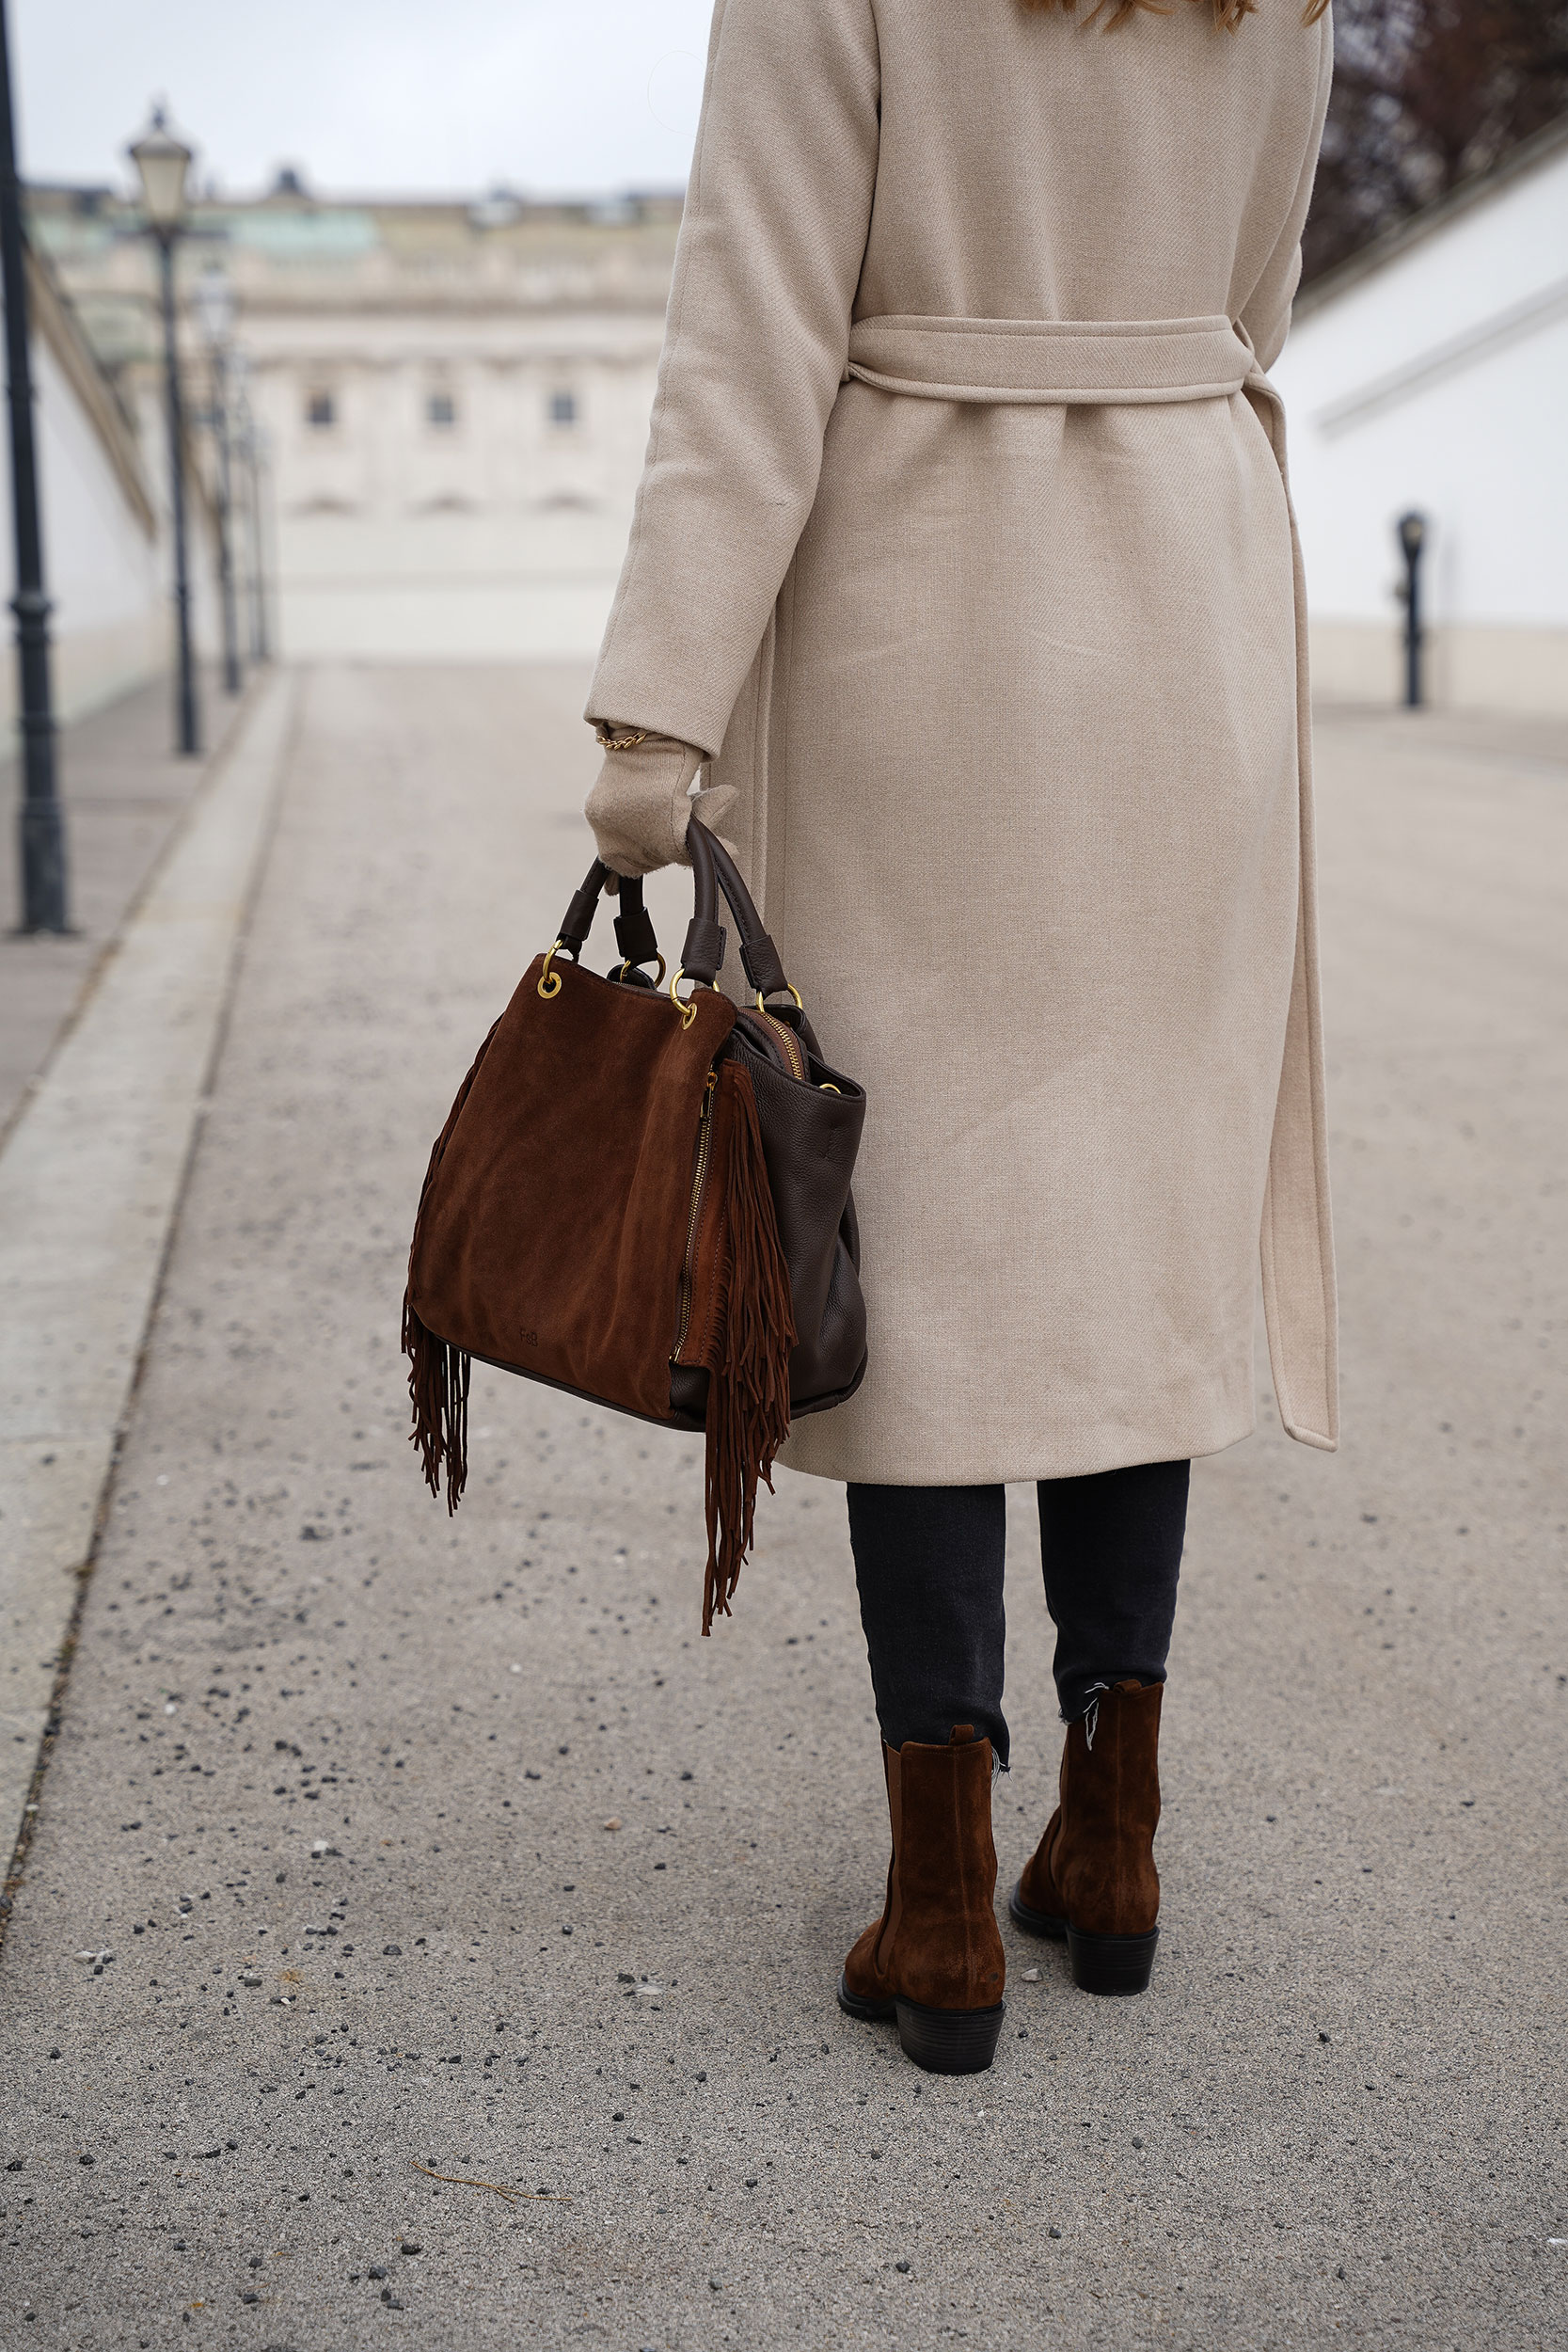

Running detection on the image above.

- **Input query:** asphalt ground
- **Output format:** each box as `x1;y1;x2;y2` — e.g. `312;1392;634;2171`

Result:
0;665;1562;2350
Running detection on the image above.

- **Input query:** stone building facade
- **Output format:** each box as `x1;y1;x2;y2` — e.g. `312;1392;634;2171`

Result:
32;181;681;664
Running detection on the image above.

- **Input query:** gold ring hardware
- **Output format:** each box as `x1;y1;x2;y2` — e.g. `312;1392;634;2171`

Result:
669;964;719;1033
755;983;804;1014
537;940;567;1000
819;1083;842;1094
617;953;668;988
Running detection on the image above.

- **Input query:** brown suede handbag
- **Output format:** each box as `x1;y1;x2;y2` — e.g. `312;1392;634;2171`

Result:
402;818;866;1629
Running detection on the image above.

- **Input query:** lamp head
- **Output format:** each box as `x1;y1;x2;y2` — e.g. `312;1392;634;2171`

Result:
1397;510;1426;561
128;105;195;234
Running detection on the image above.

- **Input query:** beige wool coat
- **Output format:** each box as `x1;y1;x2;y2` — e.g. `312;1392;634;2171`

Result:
587;0;1339;1486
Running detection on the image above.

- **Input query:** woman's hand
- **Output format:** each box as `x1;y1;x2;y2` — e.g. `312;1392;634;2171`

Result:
584;729;737;881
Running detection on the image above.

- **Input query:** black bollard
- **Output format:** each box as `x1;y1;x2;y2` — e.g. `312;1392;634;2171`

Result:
1396;511;1427;710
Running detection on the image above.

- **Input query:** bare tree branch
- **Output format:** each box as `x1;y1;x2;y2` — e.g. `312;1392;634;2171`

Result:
1302;0;1568;283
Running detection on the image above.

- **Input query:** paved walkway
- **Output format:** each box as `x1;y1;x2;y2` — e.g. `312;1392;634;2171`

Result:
0;667;1562;2349
0;668;254;1146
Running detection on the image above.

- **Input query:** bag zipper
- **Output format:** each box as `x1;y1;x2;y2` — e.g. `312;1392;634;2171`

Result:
751;1006;839;1093
673;1069;719;1361
751;1007;806;1081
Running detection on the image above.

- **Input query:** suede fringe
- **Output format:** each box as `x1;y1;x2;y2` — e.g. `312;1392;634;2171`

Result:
700;1067;797;1634
402;1021;497;1514
403;1292;470;1514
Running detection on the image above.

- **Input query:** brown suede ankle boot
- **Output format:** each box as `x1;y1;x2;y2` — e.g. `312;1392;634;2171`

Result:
837;1724;1006;2074
1008;1679;1163;1995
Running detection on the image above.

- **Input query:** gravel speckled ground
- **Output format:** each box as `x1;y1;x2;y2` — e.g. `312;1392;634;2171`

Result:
0;668;1563;2349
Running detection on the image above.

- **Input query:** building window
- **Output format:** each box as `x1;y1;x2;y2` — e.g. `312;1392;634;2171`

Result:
548;388;578;429
426;389;457;429
305;389;336;430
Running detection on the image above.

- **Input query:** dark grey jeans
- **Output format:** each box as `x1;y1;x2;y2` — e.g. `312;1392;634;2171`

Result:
846;1461;1190;1769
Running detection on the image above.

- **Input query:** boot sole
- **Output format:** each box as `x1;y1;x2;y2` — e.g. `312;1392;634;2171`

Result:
836;1972;1005;2074
1007;1880;1159;1996
835;1972;895;2026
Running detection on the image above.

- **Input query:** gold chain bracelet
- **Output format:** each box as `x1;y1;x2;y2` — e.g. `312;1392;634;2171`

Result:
594;723;650;754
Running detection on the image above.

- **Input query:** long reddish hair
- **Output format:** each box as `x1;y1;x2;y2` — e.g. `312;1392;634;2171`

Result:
1023;0;1330;27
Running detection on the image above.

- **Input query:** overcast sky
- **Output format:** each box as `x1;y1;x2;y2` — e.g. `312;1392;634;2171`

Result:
11;0;714;200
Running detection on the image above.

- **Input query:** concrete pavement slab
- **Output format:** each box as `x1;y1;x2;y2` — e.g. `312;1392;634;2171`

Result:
0;666;1561;2349
0;673;295;1867
1;669;255;1145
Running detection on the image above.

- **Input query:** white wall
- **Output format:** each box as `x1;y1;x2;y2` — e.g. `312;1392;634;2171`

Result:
0;290;166;726
1273;131;1568;714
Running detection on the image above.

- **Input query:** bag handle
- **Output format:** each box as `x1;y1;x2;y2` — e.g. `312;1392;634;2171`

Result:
684;819;793;1001
546;820;796;1005
553;858;663;978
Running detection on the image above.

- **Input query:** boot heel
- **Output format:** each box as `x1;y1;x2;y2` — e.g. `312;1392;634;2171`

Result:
1065;1924;1158;1995
894;1997;1005;2074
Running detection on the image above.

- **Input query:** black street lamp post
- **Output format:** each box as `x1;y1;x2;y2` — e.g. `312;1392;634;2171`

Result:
195;265;241;695
254;427;274;664
129;109;200;757
0;0;68;932
233;370;265;665
1396;510;1427;710
241;392;273;666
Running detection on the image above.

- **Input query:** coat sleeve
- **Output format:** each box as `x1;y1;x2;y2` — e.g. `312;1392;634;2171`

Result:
1236;13;1333;373
586;0;881;757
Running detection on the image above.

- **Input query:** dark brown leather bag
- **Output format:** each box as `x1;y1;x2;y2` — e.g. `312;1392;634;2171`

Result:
403;819;866;1629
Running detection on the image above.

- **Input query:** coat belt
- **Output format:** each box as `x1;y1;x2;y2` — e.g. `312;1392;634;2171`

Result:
845;312;1258;405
